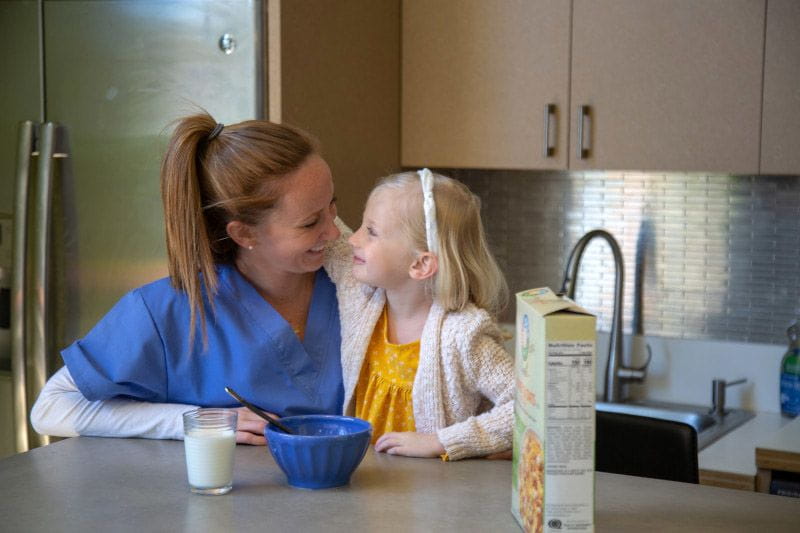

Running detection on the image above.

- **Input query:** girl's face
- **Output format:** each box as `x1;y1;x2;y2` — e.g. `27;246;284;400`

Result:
242;154;339;276
348;188;418;289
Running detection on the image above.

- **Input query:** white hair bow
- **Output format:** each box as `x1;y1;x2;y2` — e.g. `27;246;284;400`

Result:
418;168;438;254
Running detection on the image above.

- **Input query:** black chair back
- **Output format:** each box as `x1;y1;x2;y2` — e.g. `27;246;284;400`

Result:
596;411;699;484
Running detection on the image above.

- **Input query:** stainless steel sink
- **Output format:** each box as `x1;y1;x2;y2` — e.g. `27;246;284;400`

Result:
596;399;755;450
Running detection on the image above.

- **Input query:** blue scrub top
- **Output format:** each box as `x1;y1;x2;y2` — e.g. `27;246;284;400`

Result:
62;264;344;417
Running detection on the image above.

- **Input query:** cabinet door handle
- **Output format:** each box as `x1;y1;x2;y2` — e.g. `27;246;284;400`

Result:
577;105;591;159
543;103;555;157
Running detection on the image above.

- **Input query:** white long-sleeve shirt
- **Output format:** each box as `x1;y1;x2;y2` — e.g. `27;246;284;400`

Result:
31;366;195;440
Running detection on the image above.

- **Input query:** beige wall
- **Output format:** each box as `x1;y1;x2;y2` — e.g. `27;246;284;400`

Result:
279;1;401;228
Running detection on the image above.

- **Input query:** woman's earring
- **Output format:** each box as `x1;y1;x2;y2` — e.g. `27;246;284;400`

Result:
247;245;254;250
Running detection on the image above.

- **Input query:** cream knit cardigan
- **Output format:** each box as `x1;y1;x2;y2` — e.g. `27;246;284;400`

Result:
324;222;514;460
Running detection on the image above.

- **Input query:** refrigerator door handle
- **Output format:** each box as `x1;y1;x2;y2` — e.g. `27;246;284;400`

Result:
28;122;61;449
11;121;38;453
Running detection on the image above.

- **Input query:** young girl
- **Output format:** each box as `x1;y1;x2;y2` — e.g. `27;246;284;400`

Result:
325;169;513;460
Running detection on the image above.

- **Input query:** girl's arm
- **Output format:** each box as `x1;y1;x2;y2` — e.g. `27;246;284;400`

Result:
323;217;353;285
436;325;515;460
374;319;514;460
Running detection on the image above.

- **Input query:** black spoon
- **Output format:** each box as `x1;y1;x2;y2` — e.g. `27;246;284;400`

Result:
224;386;294;434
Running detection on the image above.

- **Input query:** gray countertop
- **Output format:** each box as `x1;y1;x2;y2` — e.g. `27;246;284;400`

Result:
1;437;799;532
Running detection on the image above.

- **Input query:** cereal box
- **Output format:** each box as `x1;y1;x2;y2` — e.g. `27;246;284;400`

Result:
511;287;596;533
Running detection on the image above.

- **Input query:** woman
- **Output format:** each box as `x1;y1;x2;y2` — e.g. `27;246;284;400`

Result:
31;113;344;445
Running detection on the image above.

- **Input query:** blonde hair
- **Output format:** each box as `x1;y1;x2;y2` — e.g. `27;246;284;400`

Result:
160;112;318;346
371;172;508;317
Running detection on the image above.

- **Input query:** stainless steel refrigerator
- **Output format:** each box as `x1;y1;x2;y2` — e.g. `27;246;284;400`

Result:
0;0;264;457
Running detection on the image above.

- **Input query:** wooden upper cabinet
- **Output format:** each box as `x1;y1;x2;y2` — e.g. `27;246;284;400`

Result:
402;0;772;174
569;0;765;173
761;0;800;175
401;0;571;169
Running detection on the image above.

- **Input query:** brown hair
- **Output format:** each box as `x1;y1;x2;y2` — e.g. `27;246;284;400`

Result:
371;172;508;317
160;112;318;346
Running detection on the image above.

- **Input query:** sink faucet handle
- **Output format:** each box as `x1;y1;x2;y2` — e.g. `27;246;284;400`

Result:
632;343;653;372
724;378;747;388
711;378;747;416
616;343;652;382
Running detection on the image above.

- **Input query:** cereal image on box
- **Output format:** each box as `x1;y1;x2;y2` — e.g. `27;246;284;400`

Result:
519;428;544;533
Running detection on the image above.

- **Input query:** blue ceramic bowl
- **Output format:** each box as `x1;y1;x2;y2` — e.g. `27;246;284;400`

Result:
265;415;372;489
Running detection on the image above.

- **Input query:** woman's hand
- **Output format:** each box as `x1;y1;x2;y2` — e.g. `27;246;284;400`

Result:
233;407;268;445
374;431;446;458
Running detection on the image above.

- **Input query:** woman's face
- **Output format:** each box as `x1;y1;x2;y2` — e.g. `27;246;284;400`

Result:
242;154;339;277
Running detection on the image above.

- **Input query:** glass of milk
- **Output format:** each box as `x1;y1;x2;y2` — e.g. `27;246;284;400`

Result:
183;408;238;495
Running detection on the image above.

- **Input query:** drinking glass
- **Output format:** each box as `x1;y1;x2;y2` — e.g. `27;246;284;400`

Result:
183;408;238;495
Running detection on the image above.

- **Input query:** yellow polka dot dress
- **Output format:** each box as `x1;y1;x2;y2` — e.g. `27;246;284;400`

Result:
354;307;419;443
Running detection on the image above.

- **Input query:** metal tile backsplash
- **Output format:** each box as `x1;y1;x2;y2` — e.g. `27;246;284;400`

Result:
450;169;800;345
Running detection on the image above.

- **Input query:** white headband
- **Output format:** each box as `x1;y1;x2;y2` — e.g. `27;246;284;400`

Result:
418;168;438;254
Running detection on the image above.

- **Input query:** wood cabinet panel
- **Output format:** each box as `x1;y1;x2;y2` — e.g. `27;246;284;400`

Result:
402;0;570;169
569;0;764;173
279;1;400;227
761;0;800;175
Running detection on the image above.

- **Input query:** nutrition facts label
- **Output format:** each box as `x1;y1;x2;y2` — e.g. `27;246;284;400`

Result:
546;341;595;421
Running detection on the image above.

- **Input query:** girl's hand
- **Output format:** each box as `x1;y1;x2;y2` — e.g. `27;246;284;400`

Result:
374;431;446;458
233;406;268;445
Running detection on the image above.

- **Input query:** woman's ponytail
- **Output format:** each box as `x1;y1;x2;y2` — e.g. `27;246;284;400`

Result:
161;114;220;348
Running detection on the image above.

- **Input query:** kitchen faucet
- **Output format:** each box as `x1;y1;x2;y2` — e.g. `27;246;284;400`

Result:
559;229;651;402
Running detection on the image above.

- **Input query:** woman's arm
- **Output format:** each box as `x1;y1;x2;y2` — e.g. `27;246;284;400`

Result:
31;366;195;440
31;367;271;444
